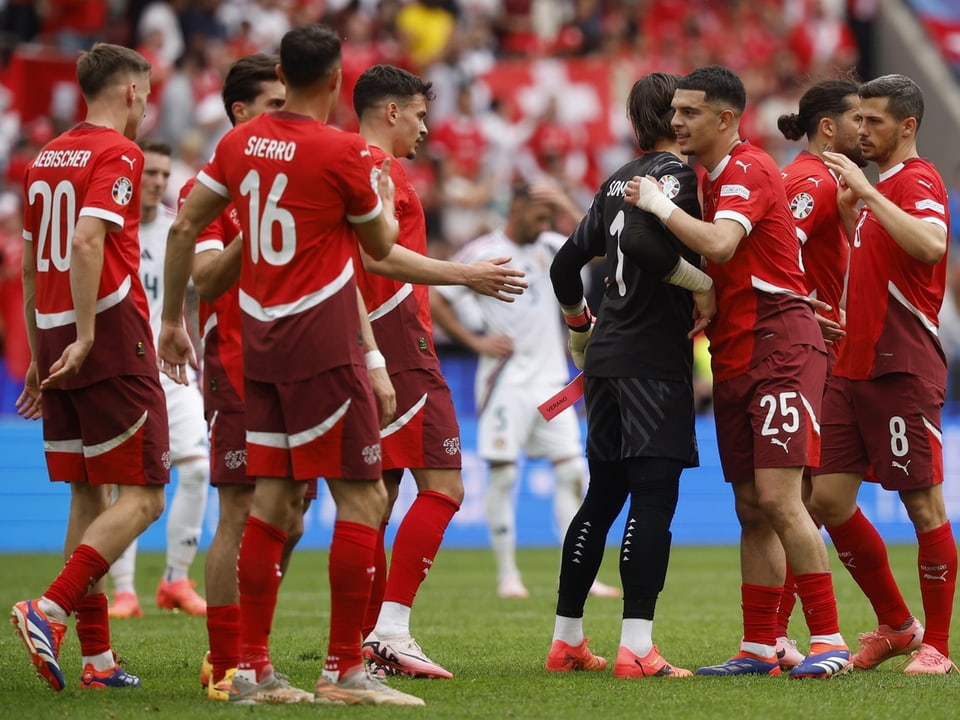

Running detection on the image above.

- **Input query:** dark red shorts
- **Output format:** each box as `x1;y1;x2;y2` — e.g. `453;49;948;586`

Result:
817;373;944;491
207;408;250;487
381;367;461;472
712;344;827;483
244;364;382;481
42;374;170;486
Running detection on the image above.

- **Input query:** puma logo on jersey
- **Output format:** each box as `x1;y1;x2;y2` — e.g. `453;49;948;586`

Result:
735;160;752;173
923;569;948;582
121;154;136;169
807;176;823;187
770;436;792;453
891;459;911;475
917;179;934;190
360;149;371;157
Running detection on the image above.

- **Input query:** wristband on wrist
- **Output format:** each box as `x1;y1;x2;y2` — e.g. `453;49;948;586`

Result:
645;189;678;224
561;299;593;332
664;257;713;293
365;349;386;370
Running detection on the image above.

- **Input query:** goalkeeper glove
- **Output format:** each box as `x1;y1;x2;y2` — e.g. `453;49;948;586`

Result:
561;299;594;369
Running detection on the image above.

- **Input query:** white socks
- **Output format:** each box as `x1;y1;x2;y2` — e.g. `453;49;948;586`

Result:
375;601;412;638
620;618;654;657
552;457;587;537
552;615;584;646
165;457;209;581
111;539;138;594
486;464;518;580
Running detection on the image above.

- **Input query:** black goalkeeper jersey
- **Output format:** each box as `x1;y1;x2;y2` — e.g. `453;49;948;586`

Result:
566;151;702;380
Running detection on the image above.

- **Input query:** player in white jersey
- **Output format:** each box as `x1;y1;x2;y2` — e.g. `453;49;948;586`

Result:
108;140;209;618
431;181;618;599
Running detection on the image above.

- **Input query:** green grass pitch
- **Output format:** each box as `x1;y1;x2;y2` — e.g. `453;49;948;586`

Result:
1;544;957;719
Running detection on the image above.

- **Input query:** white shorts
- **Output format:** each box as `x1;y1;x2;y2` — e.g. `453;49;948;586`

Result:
477;382;583;462
160;373;209;462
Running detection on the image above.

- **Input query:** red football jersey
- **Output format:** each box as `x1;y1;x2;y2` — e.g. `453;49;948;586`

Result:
198;111;383;383
781;150;848;325
181;177;244;411
833;158;949;383
701;142;822;381
353;145;438;374
23;123;155;388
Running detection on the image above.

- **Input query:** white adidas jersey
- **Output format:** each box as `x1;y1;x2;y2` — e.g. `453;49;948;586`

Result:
439;229;570;390
138;204;177;346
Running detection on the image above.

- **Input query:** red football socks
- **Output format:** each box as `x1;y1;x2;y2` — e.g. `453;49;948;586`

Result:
826;507;911;627
741;583;781;647
916;521;957;657
361;520;389;638
383;491;459;608
75;592;110;657
326;521;377;677
207;604;241;682
44;544;110;616
237;516;286;679
795;571;841;637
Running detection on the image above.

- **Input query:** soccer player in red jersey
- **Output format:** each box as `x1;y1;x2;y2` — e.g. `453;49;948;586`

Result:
183;53;287;701
625;65;850;679
351;64;526;680
11;43;165;692
773;77;865;669
811;74;957;675
157;25;424;706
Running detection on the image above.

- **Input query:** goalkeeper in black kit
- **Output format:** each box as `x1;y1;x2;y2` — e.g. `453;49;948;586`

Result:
544;72;716;679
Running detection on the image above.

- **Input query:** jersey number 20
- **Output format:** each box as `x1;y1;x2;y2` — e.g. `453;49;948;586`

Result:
28;179;76;272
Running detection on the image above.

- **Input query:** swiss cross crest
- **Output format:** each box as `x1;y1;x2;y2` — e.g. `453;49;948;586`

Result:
224;449;247;469
362;444;382;464
443;437;461;456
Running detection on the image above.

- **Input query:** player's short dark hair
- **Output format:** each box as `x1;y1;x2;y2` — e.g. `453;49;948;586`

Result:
76;43;151;100
279;24;341;90
778;78;860;142
222;53;280;125
140;139;172;156
859;73;924;128
627;72;679;151
353;64;436;119
677;65;746;115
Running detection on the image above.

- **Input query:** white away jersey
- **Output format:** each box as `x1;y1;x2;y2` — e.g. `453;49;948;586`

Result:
439;230;570;393
138;204;177;345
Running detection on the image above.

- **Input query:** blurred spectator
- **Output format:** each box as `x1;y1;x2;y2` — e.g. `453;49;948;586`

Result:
5;117;53;191
0;192;28;382
0;0;40;48
39;0;106;51
136;0;185;64
479;94;534;205
245;0;292;52
787;0;858;76
396;0;458;68
846;0;879;80
165;128;207;204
